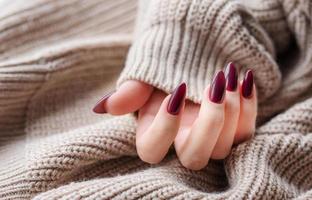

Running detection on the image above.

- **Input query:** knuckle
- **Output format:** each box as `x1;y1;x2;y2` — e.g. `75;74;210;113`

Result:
245;109;257;119
211;112;224;125
226;104;240;116
211;149;231;160
180;156;208;171
137;149;162;164
136;141;163;164
226;95;240;107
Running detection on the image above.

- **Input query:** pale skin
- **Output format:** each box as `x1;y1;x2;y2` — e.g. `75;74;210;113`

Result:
97;71;257;170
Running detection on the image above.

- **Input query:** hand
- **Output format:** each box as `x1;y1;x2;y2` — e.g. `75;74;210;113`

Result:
93;63;257;170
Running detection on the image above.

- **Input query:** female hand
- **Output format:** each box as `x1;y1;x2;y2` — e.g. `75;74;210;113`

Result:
93;63;257;170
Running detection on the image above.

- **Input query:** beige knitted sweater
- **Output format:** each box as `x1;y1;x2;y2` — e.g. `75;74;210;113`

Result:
0;0;311;199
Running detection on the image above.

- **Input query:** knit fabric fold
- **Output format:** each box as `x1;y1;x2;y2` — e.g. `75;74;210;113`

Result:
117;0;281;105
118;0;312;121
0;0;311;199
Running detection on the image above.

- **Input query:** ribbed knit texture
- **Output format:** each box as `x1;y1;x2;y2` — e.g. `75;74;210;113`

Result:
0;0;311;199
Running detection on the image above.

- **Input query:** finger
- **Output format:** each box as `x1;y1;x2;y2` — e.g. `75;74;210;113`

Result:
136;83;186;164
211;63;240;159
136;89;166;140
93;80;153;115
175;71;225;170
234;70;257;144
172;100;200;161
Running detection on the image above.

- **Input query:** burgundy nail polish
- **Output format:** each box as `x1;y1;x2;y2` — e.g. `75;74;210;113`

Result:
225;62;238;91
93;91;115;114
209;71;226;103
167;83;186;115
242;70;254;99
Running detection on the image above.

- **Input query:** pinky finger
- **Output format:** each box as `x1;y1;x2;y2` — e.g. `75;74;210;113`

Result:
234;70;257;144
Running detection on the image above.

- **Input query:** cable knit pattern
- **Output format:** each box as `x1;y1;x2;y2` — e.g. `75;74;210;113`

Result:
0;0;311;199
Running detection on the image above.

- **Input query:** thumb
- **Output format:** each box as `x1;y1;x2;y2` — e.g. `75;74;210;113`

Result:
93;80;153;115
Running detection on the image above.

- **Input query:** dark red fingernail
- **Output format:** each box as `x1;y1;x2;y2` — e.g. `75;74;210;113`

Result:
225;62;238;91
209;71;226;103
167;83;186;115
242;70;254;99
93;91;114;114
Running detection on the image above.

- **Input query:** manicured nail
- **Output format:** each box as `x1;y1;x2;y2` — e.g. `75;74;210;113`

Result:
242;70;254;99
225;62;238;91
209;71;226;103
93;91;115;114
167;83;186;115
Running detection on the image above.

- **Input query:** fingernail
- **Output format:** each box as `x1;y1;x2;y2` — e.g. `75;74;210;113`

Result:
242;70;254;99
209;71;226;103
93;91;114;114
167;83;186;115
225;62;238;91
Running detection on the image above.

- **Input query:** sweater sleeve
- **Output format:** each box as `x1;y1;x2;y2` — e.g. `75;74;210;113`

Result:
117;0;282;104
